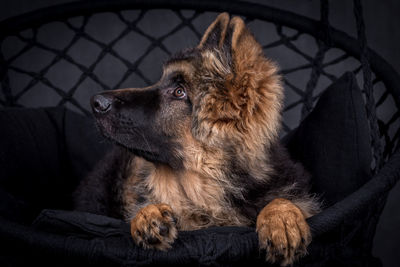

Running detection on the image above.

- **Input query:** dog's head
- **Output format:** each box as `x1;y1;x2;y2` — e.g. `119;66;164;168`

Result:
92;13;283;170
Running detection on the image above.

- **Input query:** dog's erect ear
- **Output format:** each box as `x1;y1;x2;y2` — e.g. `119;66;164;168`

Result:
198;14;262;64
198;13;230;49
226;16;264;71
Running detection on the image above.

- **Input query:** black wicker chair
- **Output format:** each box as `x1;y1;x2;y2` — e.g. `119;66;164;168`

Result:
0;0;399;266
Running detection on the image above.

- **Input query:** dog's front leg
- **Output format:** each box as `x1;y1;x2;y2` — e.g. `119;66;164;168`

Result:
256;198;311;266
130;203;178;250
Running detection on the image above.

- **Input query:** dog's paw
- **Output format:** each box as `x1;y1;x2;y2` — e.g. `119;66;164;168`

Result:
130;203;178;250
256;198;311;266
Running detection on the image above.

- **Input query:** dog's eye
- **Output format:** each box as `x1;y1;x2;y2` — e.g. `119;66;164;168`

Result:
173;87;186;99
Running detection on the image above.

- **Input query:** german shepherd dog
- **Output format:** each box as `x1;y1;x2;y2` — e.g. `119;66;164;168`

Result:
74;13;320;266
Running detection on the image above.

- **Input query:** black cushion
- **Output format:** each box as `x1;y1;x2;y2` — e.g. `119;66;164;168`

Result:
0;108;109;222
285;72;372;206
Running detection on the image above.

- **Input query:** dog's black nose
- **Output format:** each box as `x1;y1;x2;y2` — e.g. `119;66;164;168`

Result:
91;94;112;114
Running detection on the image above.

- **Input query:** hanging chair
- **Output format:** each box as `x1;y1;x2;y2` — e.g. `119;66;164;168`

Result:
0;0;399;266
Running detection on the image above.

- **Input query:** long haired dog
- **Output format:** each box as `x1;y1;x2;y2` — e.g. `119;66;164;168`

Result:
74;13;320;266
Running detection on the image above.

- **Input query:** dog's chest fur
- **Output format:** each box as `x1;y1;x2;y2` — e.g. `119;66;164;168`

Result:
122;157;250;230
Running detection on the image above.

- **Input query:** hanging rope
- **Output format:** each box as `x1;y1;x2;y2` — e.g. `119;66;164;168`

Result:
301;0;331;118
319;0;332;47
353;0;383;171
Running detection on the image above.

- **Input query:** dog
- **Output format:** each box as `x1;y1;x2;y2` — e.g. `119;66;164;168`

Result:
74;13;320;266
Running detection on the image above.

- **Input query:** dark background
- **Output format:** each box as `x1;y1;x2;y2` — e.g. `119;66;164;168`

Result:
1;0;399;266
